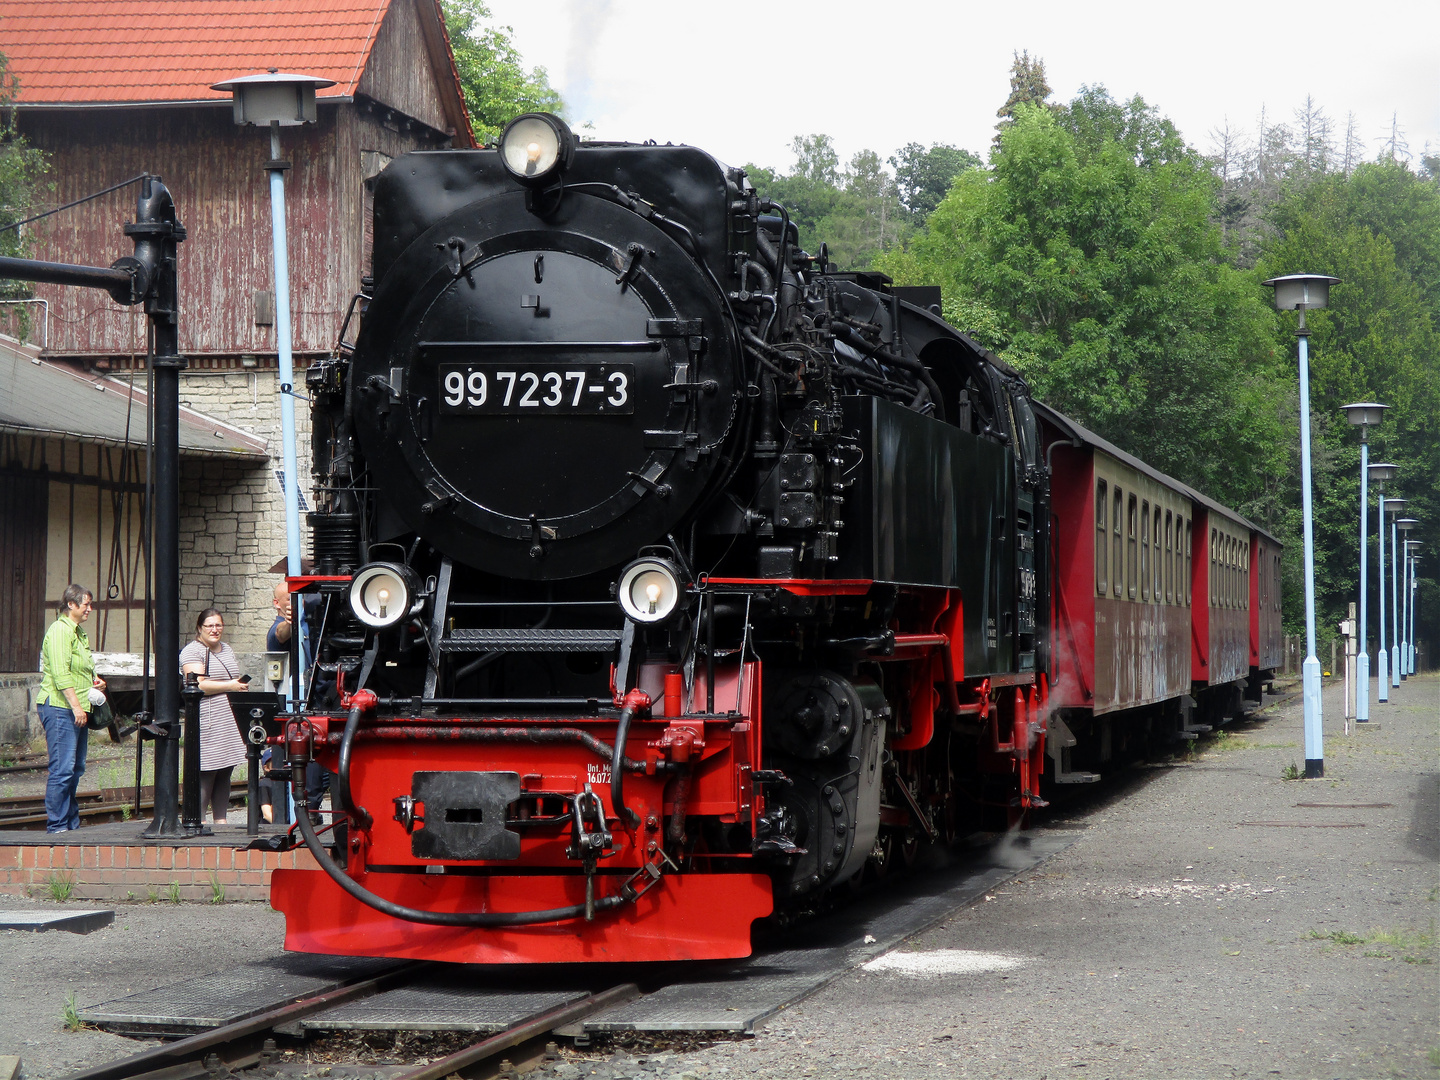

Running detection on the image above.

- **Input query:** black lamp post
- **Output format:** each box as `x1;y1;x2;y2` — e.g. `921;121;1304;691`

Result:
0;178;190;836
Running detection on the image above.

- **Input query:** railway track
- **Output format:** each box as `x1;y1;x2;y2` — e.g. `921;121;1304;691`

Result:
66;966;638;1080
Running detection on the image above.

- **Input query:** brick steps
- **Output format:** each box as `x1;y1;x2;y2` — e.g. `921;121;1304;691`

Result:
0;842;318;901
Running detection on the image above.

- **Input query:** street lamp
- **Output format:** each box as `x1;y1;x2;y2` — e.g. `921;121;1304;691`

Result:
1396;519;1418;679
1405;540;1422;674
1410;548;1422;674
210;71;335;582
1264;273;1339;778
1341;403;1387;721
1369;463;1397;702
1385;499;1408;689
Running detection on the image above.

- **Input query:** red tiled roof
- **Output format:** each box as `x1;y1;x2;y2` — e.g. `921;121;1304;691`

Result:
0;0;396;104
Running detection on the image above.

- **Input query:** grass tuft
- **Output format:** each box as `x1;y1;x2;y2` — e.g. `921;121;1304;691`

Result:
207;871;226;905
46;871;76;902
1280;762;1303;781
61;990;85;1031
166;881;182;904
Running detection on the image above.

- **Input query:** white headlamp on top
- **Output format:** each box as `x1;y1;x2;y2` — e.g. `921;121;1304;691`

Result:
499;113;576;187
616;557;687;625
349;562;421;629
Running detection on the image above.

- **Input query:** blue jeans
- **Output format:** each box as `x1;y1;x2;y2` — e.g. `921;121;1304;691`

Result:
39;701;88;832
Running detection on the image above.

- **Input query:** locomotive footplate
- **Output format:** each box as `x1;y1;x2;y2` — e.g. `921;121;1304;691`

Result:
408;771;522;861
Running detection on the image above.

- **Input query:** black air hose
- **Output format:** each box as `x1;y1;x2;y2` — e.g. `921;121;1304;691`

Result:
289;773;624;926
610;701;641;830
335;704;372;830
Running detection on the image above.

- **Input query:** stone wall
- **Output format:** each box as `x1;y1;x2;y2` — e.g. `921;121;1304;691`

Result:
172;366;313;656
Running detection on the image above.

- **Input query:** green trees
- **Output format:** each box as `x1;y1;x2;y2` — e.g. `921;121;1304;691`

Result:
1259;162;1440;637
440;0;564;143
873;71;1436;648
745;135;909;270
0;49;49;339
878;97;1282;504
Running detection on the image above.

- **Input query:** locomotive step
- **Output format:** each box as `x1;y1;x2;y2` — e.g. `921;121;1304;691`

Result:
439;628;623;653
1052;770;1102;784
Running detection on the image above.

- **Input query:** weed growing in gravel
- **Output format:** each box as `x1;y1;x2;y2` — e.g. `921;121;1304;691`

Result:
61;991;84;1031
145;886;159;903
1305;926;1437;964
46;871;75;902
1281;762;1303;781
208;871;226;904
165;881;182;903
1208;731;1249;753
120;803;132;821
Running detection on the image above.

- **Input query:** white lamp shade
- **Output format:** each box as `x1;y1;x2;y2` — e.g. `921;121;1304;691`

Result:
211;72;336;126
1262;273;1340;310
1368;462;1398;483
1341;402;1387;427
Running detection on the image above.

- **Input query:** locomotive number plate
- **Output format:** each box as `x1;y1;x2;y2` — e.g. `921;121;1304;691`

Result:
439;364;635;414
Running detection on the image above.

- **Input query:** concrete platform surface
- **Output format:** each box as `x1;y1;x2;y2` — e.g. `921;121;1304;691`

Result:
532;673;1438;1080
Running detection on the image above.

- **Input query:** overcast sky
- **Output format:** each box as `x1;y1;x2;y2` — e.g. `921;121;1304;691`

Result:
482;0;1439;175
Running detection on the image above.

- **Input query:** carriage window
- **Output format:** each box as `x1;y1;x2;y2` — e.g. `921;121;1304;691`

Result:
1157;512;1169;604
1232;538;1244;610
1239;543;1245;609
1127;495;1138;600
1113;489;1123;598
1225;537;1233;607
1096;481;1108;595
1154;510;1163;601
1140;502;1150;601
1259;544;1267;604
1211;529;1219;605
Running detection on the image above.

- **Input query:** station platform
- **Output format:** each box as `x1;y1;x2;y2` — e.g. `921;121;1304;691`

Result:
0;820;318;902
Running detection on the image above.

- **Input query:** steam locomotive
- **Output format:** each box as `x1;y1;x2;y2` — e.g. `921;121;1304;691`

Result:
270;114;1281;963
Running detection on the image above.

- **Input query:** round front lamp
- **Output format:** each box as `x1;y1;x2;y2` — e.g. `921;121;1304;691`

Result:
1397;517;1419;533
1385;498;1409;518
350;562;421;628
617;558;686;624
499;113;576;186
1368;462;1398;484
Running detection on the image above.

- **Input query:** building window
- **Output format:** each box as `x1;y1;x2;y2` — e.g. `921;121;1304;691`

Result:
1127;495;1138;600
1140;502;1150;601
1096;480;1108;596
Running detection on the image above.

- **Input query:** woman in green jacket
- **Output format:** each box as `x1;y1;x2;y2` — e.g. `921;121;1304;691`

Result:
36;584;106;833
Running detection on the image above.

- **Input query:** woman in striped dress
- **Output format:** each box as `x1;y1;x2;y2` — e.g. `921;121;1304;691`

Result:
179;609;249;825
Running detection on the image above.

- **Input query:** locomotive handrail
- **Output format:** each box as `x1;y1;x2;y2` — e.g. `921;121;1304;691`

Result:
323;724;678;774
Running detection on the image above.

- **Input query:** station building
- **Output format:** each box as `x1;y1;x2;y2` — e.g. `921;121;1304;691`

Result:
0;0;474;740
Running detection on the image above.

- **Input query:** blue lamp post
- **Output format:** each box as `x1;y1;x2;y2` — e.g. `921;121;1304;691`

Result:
1342;403;1387;722
1409;548;1422;673
1396;518;1418;678
1386;498;1408;689
210;70;336;580
1370;466;1397;701
1264;273;1339;778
